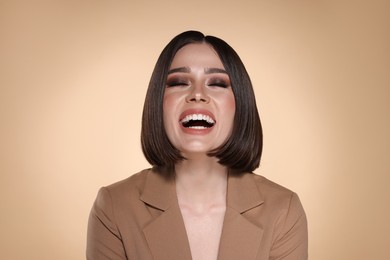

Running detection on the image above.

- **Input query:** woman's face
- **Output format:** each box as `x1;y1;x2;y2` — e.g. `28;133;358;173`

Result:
163;43;236;157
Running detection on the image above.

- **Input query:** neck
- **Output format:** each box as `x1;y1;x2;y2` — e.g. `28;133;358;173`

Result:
174;156;228;210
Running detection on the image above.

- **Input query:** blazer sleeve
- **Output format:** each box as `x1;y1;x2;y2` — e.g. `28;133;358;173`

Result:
87;187;127;260
269;193;308;260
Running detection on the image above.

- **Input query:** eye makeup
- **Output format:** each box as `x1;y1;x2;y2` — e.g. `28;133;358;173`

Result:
207;77;230;88
166;76;190;87
165;67;231;88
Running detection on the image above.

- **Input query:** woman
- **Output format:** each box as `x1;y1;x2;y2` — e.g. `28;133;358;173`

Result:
87;31;308;260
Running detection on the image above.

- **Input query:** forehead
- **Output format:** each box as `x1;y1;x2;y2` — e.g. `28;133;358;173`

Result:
170;43;224;69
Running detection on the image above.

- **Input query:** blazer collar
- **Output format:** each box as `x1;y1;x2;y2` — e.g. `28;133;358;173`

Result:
226;170;265;212
140;168;192;259
140;168;265;260
218;171;265;259
140;168;264;212
140;167;176;211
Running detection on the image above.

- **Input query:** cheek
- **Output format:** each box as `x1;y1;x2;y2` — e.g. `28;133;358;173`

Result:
163;93;176;119
221;93;236;116
227;95;236;113
163;89;185;109
221;94;236;133
162;92;182;136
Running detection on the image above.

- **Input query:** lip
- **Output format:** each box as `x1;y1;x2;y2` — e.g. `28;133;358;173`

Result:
179;109;216;121
179;109;216;135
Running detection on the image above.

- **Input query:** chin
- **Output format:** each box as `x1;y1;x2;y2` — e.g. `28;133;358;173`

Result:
180;147;212;157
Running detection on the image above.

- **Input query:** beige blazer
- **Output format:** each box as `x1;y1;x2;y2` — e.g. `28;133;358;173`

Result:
87;168;308;260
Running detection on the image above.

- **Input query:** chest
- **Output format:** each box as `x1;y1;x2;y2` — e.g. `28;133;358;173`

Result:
180;206;226;260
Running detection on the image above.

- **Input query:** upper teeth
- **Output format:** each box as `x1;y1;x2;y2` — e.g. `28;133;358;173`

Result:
180;114;215;124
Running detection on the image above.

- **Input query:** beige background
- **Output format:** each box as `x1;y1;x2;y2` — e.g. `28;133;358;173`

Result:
1;0;389;259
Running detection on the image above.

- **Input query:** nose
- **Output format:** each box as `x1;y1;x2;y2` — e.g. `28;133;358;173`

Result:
185;85;210;103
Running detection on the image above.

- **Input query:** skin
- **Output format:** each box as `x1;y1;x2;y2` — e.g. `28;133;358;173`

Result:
163;43;236;260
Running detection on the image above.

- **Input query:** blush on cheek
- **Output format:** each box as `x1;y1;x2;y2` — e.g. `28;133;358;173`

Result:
225;97;236;115
163;90;183;105
228;98;236;109
163;94;175;114
162;93;180;134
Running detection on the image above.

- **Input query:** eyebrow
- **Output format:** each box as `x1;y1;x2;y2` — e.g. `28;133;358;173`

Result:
167;67;190;74
167;67;228;75
204;68;228;74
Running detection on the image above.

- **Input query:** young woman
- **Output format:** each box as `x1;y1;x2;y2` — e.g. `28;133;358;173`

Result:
87;31;308;260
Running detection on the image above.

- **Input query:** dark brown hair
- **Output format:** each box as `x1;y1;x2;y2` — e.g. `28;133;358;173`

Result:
141;30;262;173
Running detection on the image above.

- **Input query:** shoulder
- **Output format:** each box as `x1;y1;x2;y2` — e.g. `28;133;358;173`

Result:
252;173;295;199
248;174;308;258
105;168;151;193
249;173;305;216
94;169;152;208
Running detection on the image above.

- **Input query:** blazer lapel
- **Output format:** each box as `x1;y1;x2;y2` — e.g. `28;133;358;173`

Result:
140;168;192;260
217;172;265;260
140;169;264;260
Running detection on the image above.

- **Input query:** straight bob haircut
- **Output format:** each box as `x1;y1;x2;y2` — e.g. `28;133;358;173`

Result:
141;30;262;173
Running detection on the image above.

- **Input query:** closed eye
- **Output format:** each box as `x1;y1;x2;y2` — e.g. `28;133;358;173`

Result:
167;81;188;87
209;83;228;88
166;78;190;87
207;79;230;88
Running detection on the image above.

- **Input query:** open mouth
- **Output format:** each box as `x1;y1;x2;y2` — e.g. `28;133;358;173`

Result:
180;114;216;129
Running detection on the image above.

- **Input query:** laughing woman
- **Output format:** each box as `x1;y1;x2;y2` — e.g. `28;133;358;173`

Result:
87;31;308;260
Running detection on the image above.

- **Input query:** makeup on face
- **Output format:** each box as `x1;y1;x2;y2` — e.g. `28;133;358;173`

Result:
162;43;235;154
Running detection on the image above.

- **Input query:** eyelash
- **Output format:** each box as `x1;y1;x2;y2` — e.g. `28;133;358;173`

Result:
166;78;230;88
166;80;189;87
207;80;229;88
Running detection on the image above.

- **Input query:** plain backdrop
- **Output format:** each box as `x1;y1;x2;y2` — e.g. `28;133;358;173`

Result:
1;0;389;259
